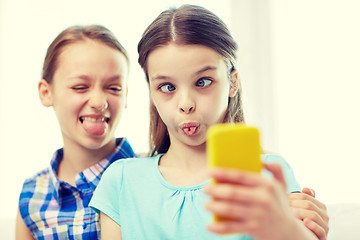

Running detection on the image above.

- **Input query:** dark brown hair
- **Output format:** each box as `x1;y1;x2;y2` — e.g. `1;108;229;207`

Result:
138;4;244;156
42;24;129;83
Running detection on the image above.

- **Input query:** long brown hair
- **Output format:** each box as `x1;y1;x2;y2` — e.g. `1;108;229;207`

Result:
138;4;244;156
42;24;129;83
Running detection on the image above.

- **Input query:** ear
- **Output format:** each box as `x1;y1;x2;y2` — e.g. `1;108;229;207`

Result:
38;79;53;107
229;69;239;98
124;86;128;109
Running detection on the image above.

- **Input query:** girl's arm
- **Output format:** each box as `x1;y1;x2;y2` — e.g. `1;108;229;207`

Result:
15;210;35;240
204;163;318;240
100;212;122;240
288;188;329;240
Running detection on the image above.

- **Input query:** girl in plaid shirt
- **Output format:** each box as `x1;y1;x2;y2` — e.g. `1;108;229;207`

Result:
16;24;136;239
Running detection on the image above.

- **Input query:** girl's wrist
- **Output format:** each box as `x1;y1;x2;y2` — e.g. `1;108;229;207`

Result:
279;219;317;240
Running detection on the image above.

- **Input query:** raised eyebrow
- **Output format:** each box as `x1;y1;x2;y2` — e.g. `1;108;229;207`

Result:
150;75;173;81
150;67;217;82
193;66;217;76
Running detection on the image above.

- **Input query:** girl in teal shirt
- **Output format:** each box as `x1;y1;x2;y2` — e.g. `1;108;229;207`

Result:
91;4;328;240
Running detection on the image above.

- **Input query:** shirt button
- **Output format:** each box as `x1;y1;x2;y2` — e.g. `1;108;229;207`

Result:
82;223;87;229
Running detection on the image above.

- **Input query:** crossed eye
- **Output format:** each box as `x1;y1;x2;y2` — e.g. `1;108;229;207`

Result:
159;83;176;93
159;78;212;93
196;78;212;87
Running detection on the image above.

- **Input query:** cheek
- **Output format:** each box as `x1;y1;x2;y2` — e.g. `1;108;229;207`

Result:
153;100;166;118
151;98;172;125
204;90;229;120
53;93;81;116
109;95;126;116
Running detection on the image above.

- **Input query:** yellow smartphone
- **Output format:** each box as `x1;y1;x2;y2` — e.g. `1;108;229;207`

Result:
207;123;263;222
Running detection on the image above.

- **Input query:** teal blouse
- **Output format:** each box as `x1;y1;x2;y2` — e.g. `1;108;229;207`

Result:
90;154;300;239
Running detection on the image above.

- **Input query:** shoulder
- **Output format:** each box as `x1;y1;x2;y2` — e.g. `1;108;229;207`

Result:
104;155;160;177
91;156;160;209
19;167;51;204
21;167;51;193
18;167;52;221
261;154;294;173
115;137;136;158
262;154;287;164
262;154;297;172
262;154;301;192
110;155;159;168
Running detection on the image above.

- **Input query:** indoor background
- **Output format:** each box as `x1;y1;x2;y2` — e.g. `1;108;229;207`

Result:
1;0;359;238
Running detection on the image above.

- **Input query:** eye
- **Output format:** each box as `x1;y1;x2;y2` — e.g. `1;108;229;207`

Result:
108;86;122;92
159;83;176;93
72;85;88;91
196;78;212;88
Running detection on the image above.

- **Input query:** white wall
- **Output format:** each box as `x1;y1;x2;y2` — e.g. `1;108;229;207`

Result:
1;0;359;238
271;0;360;204
232;0;360;205
0;0;232;237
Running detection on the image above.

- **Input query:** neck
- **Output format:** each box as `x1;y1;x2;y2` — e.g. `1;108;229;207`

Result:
162;141;207;169
158;139;209;186
58;139;116;186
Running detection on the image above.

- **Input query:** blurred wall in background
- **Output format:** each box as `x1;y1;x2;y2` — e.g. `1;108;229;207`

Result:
1;0;359;237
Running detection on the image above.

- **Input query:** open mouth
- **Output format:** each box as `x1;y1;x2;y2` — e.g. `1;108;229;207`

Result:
181;123;200;136
79;116;110;136
79;116;110;123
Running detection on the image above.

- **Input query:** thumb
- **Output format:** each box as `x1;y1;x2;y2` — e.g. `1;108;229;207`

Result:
302;187;316;197
264;163;287;191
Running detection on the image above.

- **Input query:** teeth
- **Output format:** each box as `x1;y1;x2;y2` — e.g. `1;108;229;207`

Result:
81;117;106;122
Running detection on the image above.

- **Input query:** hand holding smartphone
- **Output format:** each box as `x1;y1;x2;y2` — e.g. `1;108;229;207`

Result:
207;123;263;222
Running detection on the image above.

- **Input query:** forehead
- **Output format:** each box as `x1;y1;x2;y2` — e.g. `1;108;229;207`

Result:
147;43;227;77
58;39;120;61
56;40;128;73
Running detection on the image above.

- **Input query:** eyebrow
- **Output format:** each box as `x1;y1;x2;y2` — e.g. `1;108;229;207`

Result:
69;75;91;81
70;74;123;82
194;66;217;76
150;65;217;82
150;75;172;82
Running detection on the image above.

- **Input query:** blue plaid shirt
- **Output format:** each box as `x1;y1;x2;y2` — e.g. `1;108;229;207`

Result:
18;138;136;239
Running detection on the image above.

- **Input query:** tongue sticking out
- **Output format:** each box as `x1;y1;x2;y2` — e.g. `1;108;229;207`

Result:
82;118;108;136
184;127;197;136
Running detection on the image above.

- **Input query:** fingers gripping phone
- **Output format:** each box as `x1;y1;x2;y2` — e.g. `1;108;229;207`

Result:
207;123;263;222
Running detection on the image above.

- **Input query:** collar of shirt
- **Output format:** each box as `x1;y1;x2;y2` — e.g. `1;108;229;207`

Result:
48;138;136;204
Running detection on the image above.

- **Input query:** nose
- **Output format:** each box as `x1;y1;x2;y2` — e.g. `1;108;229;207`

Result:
178;91;195;114
89;90;108;111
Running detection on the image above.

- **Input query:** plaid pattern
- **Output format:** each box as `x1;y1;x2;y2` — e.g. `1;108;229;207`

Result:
19;138;136;239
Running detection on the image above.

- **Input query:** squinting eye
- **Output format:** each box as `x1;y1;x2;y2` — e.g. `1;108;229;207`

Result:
196;78;212;88
159;83;175;93
109;87;122;92
72;86;88;91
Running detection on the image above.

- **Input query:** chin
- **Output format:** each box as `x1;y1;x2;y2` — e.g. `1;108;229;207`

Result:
82;135;113;150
